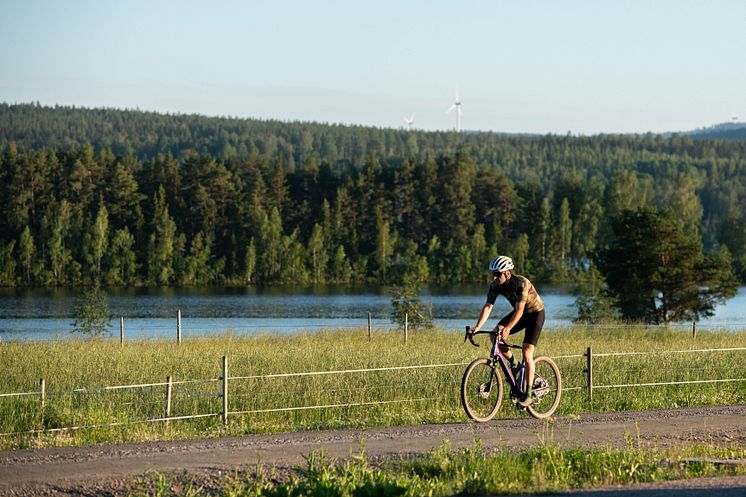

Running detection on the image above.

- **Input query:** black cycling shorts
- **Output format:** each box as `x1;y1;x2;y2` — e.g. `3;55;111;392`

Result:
499;309;545;346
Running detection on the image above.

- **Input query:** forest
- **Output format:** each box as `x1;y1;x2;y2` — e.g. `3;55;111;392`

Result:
0;102;745;288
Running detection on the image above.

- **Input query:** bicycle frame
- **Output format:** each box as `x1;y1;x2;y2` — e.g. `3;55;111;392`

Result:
466;327;525;398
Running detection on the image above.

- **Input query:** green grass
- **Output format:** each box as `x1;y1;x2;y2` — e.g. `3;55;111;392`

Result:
0;326;745;450
129;440;746;496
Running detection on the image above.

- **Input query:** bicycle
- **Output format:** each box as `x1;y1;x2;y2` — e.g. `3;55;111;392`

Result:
461;326;562;421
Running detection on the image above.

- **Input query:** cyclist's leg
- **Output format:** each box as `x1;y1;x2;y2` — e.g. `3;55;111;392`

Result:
520;310;545;403
496;312;516;361
522;343;535;398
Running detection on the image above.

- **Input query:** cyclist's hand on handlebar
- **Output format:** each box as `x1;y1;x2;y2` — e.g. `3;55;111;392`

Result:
464;326;480;346
498;325;511;341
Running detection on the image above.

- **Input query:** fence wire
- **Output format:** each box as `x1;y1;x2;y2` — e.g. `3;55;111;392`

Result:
1;344;744;439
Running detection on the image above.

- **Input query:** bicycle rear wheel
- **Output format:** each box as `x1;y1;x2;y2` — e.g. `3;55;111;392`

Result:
461;358;503;422
526;355;561;419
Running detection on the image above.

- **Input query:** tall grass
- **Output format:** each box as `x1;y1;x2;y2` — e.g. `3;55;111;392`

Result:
1;326;744;450
131;441;746;496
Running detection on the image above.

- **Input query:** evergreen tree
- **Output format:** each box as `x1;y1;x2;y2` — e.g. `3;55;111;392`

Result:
84;202;109;281
595;208;738;324
107;162;145;231
307;223;329;284
258;207;283;281
182;231;214;285
604;170;654;218
435;152;476;242
47;201;74;286
509;233;531;278
718;213;746;282
279;229;309;283
557;198;573;273
147;186;177;285
0;240;16;286
18;226;35;286
331;245;352;283
374;206;394;283
106;227;137;286
243;238;257;285
538;196;551;263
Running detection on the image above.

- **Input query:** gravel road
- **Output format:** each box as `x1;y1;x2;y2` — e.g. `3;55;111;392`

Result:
1;404;744;496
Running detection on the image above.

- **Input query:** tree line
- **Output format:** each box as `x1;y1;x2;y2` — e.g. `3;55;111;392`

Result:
0;103;745;290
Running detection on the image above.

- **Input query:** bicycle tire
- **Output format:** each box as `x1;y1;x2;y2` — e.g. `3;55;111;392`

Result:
526;355;562;419
461;358;504;422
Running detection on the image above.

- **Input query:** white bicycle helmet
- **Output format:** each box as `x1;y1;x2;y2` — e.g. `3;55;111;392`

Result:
488;255;514;273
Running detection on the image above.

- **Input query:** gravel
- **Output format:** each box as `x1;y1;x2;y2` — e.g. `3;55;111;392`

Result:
1;404;745;496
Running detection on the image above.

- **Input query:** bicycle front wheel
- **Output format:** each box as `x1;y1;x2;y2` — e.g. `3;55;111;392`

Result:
526;355;562;419
461;358;503;422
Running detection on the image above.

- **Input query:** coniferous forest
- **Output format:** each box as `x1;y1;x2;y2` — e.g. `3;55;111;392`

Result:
1;102;745;288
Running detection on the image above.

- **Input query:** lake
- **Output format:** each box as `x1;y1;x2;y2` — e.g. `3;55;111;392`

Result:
0;285;744;341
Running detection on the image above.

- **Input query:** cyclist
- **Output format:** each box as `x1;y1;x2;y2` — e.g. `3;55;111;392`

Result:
470;255;545;407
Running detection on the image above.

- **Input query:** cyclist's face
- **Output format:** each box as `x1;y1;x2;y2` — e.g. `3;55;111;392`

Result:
492;271;508;284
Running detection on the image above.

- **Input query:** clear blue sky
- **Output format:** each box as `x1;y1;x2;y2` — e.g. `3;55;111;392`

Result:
2;0;745;134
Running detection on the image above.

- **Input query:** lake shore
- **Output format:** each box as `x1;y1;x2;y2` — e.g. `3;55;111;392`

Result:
1;285;745;341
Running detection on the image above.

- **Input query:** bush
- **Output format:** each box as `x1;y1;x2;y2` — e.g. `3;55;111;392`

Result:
71;284;112;337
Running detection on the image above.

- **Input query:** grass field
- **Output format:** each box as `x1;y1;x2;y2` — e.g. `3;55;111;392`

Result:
1;325;745;450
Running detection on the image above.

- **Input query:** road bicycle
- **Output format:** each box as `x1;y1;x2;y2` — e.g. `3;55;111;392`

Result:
461;326;562;421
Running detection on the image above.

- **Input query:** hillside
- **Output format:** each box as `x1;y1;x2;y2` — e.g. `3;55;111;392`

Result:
687;121;746;140
0;102;745;289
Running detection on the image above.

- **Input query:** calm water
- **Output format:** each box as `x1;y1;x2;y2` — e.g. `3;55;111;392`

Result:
0;285;744;341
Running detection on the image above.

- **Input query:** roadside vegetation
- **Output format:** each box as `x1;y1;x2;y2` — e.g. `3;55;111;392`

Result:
0;326;745;450
133;441;746;496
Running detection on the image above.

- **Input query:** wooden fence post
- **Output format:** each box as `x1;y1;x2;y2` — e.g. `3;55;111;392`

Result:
692;321;697;339
165;375;172;423
40;378;45;411
120;317;124;345
404;313;408;345
221;356;228;427
368;312;372;341
177;310;182;344
585;346;593;403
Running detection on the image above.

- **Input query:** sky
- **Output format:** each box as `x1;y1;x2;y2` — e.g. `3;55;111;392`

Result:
1;0;745;134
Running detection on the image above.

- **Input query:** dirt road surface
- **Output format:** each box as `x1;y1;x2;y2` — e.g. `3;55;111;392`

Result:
1;405;744;496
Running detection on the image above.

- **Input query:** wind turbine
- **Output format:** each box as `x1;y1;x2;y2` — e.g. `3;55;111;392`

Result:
403;115;414;130
446;89;463;132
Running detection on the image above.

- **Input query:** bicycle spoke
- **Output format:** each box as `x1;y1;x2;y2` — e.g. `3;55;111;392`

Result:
526;356;561;419
461;359;503;422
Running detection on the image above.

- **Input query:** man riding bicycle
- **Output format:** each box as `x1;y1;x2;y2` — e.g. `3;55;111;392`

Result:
469;256;545;407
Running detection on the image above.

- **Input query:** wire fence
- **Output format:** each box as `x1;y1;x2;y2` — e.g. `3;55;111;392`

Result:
3;310;746;344
1;341;745;440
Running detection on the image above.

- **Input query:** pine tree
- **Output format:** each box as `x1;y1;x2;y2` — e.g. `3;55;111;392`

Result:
596;208;738;324
0;240;16;286
147;186;177;285
106;227;137;286
18;226;35;286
